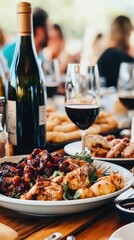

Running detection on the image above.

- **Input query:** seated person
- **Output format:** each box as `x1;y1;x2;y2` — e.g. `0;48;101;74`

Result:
98;15;134;88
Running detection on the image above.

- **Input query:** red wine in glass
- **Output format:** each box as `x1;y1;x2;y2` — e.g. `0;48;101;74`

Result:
65;104;100;130
65;64;100;151
46;82;58;98
119;96;134;110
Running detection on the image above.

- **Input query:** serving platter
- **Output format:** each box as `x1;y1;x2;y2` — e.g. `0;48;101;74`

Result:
64;141;134;163
0;155;133;216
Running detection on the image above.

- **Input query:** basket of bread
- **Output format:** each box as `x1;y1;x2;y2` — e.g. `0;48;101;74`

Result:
46;106;118;144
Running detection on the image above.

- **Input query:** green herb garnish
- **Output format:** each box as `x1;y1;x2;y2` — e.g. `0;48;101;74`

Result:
102;167;111;176
89;169;98;184
63;183;73;200
42;174;48;178
52;171;62;178
73;191;80;199
75;151;93;163
63;183;80;200
11;192;21;198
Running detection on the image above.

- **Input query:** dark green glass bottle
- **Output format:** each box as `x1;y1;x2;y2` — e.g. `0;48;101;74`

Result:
7;2;46;155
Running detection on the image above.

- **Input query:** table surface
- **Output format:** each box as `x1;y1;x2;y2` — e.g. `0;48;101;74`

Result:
0;202;126;240
0;150;133;240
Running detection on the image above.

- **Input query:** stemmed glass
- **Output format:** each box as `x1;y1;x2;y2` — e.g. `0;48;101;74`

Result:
118;62;134;121
65;64;100;151
43;59;61;98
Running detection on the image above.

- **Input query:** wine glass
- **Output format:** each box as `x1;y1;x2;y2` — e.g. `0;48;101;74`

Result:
65;63;100;151
43;59;61;98
118;62;134;121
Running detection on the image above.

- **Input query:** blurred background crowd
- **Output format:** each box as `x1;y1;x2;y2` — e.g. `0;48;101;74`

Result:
0;0;134;97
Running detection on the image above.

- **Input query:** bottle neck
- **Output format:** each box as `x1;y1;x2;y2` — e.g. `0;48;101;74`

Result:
17;11;32;36
16;11;38;57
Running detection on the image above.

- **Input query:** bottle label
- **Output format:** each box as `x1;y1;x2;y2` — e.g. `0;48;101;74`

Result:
39;105;46;125
7;100;17;145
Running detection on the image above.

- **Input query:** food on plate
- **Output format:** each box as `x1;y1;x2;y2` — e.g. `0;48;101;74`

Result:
106;142;127;158
46;108;118;143
122;142;134;158
0;149;125;201
64;164;93;191
85;135;111;150
85;134;133;158
85;134;111;157
90;180;116;196
76;188;95;199
21;176;63;200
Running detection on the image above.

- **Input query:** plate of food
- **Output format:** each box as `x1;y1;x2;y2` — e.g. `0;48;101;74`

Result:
64;135;134;163
0;149;133;216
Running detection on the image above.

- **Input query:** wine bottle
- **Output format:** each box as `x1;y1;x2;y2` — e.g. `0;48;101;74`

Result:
7;2;46;155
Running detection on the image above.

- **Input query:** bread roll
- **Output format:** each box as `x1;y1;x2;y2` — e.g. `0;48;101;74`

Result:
46;120;59;131
87;124;101;134
54;123;78;133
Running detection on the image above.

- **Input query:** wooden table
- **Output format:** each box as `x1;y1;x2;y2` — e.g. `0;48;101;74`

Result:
0;202;126;240
0;151;132;240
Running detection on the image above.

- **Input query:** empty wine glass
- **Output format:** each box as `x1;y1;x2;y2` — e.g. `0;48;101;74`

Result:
65;63;100;151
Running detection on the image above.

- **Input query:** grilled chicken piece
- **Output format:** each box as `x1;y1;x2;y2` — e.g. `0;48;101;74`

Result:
110;172;124;190
64;164;94;191
91;148;108;157
106;142;127;158
21;176;63;201
110;138;121;146
105;135;115;142
96;169;104;178
76;187;94;199
122;142;134;158
59;157;86;173
51;175;64;184
90;180;116;196
85;134;112;150
98;172;124;191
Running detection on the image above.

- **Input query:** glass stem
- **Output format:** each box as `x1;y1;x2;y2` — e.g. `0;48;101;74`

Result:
81;130;87;151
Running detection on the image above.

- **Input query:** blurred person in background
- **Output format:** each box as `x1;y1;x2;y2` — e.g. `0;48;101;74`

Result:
0;27;9;100
98;15;134;88
44;23;80;75
33;7;49;59
91;33;106;63
80;27;106;66
44;24;64;61
0;27;9;81
0;27;6;49
2;7;49;68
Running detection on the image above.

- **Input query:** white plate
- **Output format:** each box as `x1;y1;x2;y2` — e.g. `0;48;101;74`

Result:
0;156;133;216
109;222;134;240
64;141;134;163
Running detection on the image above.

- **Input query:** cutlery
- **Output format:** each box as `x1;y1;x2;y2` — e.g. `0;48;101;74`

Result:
66;236;76;240
44;232;62;240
